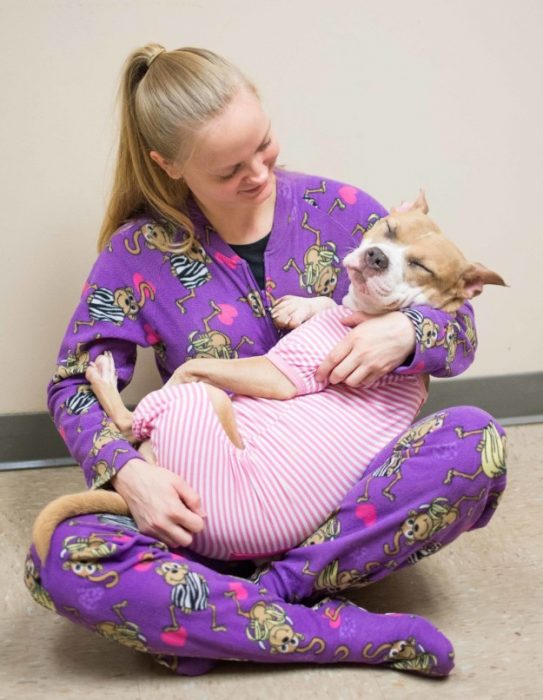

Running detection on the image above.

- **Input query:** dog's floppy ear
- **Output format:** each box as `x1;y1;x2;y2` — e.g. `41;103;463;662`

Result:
460;263;507;299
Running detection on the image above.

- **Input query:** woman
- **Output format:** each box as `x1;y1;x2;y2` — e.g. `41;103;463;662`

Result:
25;44;506;677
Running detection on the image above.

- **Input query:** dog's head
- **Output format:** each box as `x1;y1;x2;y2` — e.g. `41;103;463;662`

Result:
342;192;506;314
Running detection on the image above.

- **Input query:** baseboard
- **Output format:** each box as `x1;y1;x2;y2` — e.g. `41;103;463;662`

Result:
1;372;542;471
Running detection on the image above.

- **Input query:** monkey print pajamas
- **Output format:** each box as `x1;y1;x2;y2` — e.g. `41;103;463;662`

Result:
26;170;506;677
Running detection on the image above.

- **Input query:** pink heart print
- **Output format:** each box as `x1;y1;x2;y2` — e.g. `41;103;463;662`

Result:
228;582;248;600
338;185;358;205
143;323;161;345
355;503;377;526
215;252;241;270
132;273;156;298
325;607;342;628
160;627;188;647
217;303;238;326
134;552;156;572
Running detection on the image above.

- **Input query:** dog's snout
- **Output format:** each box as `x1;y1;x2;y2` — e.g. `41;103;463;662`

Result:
365;246;389;271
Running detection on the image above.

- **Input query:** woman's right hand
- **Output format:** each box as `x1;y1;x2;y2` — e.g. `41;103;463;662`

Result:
111;458;206;549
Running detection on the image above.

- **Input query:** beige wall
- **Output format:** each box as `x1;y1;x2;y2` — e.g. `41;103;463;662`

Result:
2;0;542;413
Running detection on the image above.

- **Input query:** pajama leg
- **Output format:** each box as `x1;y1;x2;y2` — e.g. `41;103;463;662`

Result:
254;406;507;604
24;512;454;677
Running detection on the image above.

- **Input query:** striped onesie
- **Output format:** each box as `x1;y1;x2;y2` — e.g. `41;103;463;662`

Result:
132;306;427;560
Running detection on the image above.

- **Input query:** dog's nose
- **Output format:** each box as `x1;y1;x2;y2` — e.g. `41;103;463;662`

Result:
365;246;389;271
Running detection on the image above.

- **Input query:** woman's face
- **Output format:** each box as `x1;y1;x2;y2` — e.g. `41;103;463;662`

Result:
156;89;280;211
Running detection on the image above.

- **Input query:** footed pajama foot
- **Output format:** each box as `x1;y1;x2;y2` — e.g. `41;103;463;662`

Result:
312;598;454;677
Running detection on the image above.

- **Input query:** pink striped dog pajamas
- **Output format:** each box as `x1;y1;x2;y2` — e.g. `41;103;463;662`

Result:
132;306;427;560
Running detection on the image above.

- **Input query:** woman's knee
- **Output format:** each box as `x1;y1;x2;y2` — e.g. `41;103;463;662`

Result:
444;405;505;438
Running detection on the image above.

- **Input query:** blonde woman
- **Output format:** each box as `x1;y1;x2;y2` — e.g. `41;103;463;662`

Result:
26;45;506;677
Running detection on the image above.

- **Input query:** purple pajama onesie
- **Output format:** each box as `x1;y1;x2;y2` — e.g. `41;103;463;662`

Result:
25;170;507;677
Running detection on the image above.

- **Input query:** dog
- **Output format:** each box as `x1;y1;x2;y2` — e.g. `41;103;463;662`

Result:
32;191;506;563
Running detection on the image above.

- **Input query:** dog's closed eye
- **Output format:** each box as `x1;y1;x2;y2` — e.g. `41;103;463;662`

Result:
408;258;435;277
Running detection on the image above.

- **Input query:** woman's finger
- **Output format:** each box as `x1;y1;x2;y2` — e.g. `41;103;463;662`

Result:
175;477;206;518
340;311;370;327
315;339;354;382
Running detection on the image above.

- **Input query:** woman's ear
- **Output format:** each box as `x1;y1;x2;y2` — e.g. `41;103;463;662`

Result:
149;151;183;180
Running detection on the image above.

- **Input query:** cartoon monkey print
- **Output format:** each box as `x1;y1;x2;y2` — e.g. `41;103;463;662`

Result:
124;222;176;255
363;636;438;675
52;343;90;383
90;448;129;489
74;278;155;333
299;511;341;547
283;213;340;297
357;413;447;502
445;421;506;484
24;556;56;612
384;488;487;556
95;600;148;652
225;592;325;655
302;558;369;595
239;289;267;318
169;241;213;313
186;301;254;360
61;533;117;561
62;560;119;588
63;385;98;415
303;181;327;208
156;561;226;633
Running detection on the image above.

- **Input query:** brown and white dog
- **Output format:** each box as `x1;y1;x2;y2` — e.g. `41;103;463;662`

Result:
32;192;506;563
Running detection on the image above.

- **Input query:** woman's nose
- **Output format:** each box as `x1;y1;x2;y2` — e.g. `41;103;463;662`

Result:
245;155;268;182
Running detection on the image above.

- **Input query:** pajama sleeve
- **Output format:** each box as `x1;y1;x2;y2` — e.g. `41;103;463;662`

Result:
47;224;157;489
396;302;477;377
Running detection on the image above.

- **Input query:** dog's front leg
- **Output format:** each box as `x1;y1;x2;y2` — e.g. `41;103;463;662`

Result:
169;357;297;400
271;295;337;330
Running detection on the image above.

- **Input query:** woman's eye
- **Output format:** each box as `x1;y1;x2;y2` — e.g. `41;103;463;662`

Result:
258;138;272;152
219;168;239;181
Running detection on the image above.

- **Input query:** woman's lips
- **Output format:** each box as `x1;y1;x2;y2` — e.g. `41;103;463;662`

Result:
240;179;268;195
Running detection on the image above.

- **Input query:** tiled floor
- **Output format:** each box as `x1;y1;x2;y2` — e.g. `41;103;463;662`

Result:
1;423;541;699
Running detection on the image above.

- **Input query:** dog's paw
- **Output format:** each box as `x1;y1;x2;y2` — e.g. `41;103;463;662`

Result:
85;352;118;389
271;295;336;329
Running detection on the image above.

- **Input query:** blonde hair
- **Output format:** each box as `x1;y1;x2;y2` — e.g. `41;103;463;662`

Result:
98;44;258;252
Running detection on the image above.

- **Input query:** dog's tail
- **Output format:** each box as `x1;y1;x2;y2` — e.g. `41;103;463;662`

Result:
32;490;130;564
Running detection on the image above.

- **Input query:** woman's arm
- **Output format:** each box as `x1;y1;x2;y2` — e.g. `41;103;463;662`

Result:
48;225;205;546
314;302;477;387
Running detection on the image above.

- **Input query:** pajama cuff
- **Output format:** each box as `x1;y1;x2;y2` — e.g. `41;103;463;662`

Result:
265;350;306;395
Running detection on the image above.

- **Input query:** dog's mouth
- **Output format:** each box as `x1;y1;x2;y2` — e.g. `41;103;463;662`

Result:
344;259;384;288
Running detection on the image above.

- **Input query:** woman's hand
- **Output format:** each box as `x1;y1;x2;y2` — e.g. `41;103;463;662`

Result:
111;457;206;549
315;311;416;387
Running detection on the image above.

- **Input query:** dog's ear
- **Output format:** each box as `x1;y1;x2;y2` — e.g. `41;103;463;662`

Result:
460;263;507;299
412;189;429;214
391;189;429;214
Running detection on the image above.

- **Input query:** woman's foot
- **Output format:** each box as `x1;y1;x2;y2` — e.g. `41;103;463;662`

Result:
86;352;134;439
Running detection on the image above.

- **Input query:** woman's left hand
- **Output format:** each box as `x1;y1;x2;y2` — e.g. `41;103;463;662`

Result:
315;311;416;387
